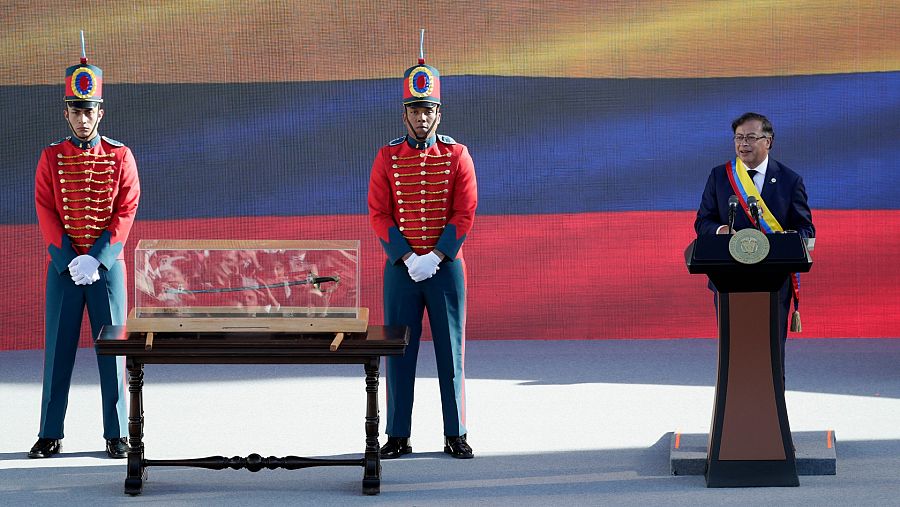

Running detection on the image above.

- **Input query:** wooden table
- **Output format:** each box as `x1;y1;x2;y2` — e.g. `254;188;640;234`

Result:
95;324;408;496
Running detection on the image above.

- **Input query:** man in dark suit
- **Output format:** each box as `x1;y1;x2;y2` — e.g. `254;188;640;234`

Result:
694;112;814;368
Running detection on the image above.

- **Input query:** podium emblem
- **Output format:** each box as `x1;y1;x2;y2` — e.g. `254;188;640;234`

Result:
729;228;770;264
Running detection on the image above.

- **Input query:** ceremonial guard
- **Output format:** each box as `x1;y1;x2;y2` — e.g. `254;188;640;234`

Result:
368;31;478;459
29;35;140;459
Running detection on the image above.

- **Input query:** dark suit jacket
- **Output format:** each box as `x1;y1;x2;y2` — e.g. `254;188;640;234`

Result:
694;158;815;238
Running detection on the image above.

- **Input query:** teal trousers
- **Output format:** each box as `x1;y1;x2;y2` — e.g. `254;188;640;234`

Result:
383;258;467;438
38;261;127;440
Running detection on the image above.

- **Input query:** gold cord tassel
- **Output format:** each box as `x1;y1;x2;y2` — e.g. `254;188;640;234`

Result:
790;310;802;332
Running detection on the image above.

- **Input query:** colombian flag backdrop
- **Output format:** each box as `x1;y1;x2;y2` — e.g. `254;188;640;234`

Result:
1;1;898;350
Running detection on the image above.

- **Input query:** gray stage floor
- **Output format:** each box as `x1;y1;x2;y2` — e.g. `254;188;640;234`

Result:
1;339;898;506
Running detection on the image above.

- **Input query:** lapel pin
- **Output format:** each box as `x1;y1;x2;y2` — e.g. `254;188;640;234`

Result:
770;177;776;183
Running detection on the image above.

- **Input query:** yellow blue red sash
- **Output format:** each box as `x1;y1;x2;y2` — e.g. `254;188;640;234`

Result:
726;159;802;330
726;159;783;233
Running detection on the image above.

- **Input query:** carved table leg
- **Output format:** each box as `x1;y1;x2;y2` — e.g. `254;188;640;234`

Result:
362;357;381;495
124;359;145;495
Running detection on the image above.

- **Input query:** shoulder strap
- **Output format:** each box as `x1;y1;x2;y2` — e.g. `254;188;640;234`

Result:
102;136;125;147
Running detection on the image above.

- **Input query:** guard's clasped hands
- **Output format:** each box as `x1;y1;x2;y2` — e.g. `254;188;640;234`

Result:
68;255;101;285
405;251;441;282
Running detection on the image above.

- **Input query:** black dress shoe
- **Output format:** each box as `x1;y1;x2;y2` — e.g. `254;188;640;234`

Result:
106;437;128;459
28;438;61;458
444;434;474;459
379;436;412;459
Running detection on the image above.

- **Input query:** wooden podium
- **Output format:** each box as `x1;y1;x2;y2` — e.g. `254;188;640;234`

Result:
685;232;812;487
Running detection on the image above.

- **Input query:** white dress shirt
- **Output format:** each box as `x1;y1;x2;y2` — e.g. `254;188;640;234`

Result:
746;156;769;194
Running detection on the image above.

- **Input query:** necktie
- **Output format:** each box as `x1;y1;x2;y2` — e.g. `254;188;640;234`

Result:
747;169;760;192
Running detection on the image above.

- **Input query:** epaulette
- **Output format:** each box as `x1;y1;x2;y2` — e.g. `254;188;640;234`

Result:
437;134;456;145
388;136;406;146
49;137;70;146
102;136;125;147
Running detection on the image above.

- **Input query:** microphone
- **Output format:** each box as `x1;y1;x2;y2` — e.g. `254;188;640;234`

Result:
747;196;761;230
727;195;739;234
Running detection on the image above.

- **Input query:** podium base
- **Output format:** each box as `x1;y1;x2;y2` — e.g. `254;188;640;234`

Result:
670;430;836;480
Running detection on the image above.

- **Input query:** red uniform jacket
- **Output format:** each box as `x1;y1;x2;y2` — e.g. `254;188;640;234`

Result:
35;136;140;274
368;135;477;264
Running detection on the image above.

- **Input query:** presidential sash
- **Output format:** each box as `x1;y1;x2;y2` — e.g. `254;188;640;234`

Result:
726;159;803;332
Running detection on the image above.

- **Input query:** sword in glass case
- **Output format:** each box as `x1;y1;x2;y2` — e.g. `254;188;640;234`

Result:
164;274;340;294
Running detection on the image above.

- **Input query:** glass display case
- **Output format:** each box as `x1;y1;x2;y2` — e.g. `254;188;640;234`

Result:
129;239;367;332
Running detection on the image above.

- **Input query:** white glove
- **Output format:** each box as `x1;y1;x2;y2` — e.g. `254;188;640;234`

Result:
403;253;419;282
403;253;419;269
408;251;441;282
403;252;421;282
68;255;101;285
72;270;100;285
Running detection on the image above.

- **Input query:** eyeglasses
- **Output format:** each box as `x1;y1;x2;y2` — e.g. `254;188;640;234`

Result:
733;134;769;144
